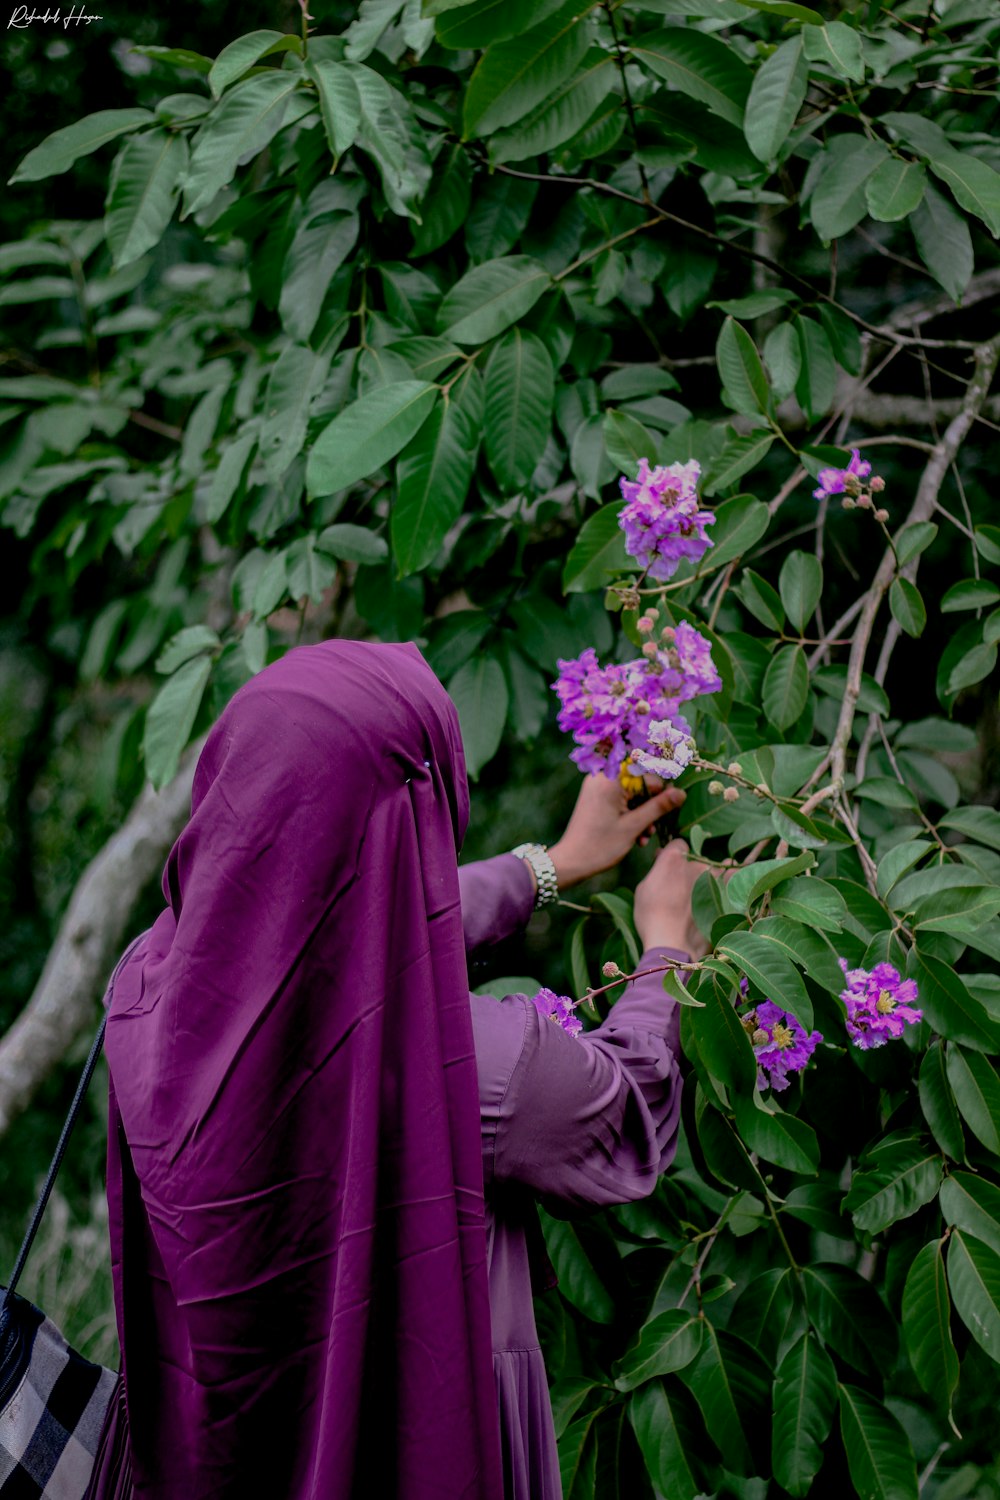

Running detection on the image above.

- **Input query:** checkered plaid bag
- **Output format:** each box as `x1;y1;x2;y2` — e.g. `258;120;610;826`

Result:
0;1293;118;1498
0;941;141;1499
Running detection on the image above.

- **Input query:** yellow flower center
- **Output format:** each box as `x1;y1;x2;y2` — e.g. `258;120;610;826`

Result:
619;759;645;797
876;990;896;1014
772;1022;796;1050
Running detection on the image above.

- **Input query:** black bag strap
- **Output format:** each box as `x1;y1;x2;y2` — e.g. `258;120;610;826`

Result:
3;935;143;1310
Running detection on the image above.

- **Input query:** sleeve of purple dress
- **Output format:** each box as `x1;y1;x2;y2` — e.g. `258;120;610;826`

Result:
458;853;535;956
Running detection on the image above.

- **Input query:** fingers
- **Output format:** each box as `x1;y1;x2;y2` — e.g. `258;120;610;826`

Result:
625;784;686;836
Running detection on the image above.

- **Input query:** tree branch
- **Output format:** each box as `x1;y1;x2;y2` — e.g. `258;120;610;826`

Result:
0;740;205;1139
829;335;1000;793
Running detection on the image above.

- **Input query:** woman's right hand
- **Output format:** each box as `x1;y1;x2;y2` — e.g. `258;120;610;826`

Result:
633;839;713;958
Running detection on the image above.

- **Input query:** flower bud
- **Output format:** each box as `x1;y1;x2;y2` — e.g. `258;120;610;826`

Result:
602;961;622;979
723;786;740;803
659;625;676;643
646;606;660;621
637;615;655;634
856;494;872;510
751;1027;769;1047
870;475;885;492
842;497;857;510
754;781;768;798
621;587;640;611
874;508;889;523
642;640;658;658
726;762;742;777
708;780;724;796
635;699;651;715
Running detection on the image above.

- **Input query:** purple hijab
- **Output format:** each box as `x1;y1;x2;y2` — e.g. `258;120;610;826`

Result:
103;641;503;1499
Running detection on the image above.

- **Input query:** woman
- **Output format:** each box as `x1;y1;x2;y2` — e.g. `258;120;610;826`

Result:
94;639;700;1499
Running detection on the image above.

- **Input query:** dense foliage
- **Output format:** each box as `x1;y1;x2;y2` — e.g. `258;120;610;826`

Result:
4;0;1000;1495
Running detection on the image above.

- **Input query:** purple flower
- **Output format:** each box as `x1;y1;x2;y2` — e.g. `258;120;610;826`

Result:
813;449;873;501
633;718;696;779
618;458;715;581
532;987;583;1039
838;958;922;1049
553;629;720;778
749;999;823;1092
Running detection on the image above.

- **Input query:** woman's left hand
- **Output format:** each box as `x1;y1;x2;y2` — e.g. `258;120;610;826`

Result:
548;773;686;890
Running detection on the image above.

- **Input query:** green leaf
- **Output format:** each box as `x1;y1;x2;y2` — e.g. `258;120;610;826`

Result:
948;1230;1000;1363
411;142;471;255
865;158;926;222
912;885;1000;934
633;29;752;128
808;136;889;243
763;321;801;400
155;625;221;675
484;329;554;490
946;1045;1000;1155
180;384;225;480
744;36;807;163
307;381;438;497
802;21;865;82
259;344;331;482
592;891;641;969
104;129;188;269
541;1211;615;1323
802;1265;898;1376
603;410;657;473
307;59;362;156
902;1239;959;1409
974;525;1000;565
703;433;774;494
794;316;837;420
143;655;212;790
837;1384;918;1500
10;108;155;184
183;74;306;216
206;429;257;523
909;950;1000;1054
691;975;758;1094
895;521;938;566
349;64;432;219
613;1311;704;1392
344;0;408;60
942;578;1000;612
910;185;973;303
770;877;846;935
734;1094;820;1174
779;551;823;633
437;0;567;47
448;654;509;779
940;805;1000;852
736;569;785;632
438;255;550;344
280;211;359;342
718;928;813;1031
394;390;480;573
252;552;288;620
678;1326;768;1477
762;644;809;731
209;30;301;97
700;494;770;568
559;1410;599;1499
918;1043;966;1161
772;1334;837;1498
562;503;631;593
716;317;770;416
489;49;617;166
316;523;389;564
724;851;814;910
497;642;549;742
843;1137;943;1235
940;1172;1000;1257
627;1380;703;1500
889;577;927;638
462;2;592;138
285;534;337;604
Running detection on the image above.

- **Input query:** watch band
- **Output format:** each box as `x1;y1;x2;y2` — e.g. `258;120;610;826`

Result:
510;843;559;909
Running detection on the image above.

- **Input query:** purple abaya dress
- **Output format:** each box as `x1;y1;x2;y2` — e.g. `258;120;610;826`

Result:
458;856;685;1500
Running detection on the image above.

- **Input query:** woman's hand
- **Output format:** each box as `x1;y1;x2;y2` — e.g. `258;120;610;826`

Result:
633;839;713;958
548;773;686;890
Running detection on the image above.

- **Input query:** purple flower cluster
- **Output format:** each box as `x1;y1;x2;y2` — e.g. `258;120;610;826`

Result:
553;621;721;778
838;959;923;1049
749;1000;823;1092
532;988;583;1039
618;458;715;581
813;449;873;501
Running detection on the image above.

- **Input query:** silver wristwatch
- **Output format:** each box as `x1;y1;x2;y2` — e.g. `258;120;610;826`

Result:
510;843;559;909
